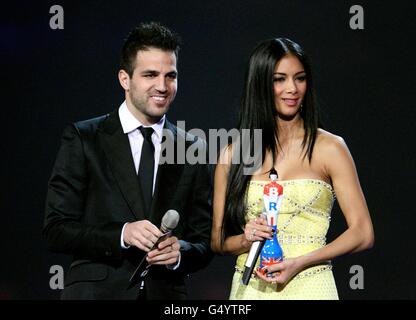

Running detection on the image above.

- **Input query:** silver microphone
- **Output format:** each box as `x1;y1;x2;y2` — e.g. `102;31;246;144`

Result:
129;209;180;283
160;209;180;234
241;213;266;285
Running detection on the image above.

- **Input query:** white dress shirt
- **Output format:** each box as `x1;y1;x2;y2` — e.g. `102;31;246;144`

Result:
119;101;164;249
117;102;181;269
119;100;165;190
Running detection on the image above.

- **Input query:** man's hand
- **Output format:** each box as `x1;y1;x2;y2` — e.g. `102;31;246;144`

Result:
123;220;162;252
146;236;181;266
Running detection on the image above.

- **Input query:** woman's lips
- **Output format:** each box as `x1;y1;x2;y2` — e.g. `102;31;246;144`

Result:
282;98;298;106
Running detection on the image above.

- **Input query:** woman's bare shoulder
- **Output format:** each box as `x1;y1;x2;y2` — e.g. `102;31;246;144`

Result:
217;144;234;166
317;128;346;147
315;128;351;160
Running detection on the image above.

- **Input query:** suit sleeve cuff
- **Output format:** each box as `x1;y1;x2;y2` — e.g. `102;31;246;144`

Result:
120;223;130;249
166;251;181;270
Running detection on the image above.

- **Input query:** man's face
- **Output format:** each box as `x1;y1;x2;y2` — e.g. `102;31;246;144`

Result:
121;48;177;125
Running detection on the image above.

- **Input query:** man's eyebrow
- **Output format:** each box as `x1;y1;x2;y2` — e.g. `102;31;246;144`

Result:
139;70;178;76
140;70;159;74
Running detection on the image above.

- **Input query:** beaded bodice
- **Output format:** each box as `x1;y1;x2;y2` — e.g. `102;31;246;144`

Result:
235;179;335;276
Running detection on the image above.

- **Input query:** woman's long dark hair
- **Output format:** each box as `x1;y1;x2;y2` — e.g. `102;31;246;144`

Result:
221;38;321;244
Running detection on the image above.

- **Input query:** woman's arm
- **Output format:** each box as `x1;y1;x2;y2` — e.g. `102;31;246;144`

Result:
211;147;272;255
256;135;374;284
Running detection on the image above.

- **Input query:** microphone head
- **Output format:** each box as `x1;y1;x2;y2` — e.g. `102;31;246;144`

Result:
160;210;180;233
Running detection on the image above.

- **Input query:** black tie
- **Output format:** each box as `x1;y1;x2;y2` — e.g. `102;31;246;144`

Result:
138;126;155;217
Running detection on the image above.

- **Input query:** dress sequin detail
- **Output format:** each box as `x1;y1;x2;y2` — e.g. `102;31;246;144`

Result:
229;179;339;300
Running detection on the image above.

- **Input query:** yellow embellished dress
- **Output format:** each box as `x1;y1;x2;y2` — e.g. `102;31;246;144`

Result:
230;179;339;300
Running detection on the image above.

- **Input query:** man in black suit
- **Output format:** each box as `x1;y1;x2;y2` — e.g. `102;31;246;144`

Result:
43;22;213;300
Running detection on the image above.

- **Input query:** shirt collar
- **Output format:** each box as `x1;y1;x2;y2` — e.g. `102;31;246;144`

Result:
118;101;165;140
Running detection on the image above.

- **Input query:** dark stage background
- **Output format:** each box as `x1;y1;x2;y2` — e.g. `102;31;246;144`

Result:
2;0;415;300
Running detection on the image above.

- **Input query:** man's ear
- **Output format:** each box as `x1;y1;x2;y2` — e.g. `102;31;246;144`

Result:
118;69;130;91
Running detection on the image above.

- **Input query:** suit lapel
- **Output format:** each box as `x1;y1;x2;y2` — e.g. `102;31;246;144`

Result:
99;113;184;224
99;110;145;220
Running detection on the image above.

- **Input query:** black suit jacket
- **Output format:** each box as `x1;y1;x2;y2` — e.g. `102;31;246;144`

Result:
43;110;213;300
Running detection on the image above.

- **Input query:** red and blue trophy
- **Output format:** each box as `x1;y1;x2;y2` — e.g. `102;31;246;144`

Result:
260;169;284;274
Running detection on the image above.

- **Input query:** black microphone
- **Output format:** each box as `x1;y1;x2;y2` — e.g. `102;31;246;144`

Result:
129;209;180;284
241;214;266;286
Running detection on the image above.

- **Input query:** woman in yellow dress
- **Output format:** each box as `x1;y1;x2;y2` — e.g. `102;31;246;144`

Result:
211;38;374;300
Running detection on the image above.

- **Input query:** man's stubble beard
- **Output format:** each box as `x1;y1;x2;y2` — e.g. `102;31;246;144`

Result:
130;91;172;120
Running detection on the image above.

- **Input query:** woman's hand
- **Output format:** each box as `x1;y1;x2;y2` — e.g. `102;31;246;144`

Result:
255;257;304;287
243;216;273;245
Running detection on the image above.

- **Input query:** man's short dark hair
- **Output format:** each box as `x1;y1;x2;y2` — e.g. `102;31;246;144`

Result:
120;22;181;77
